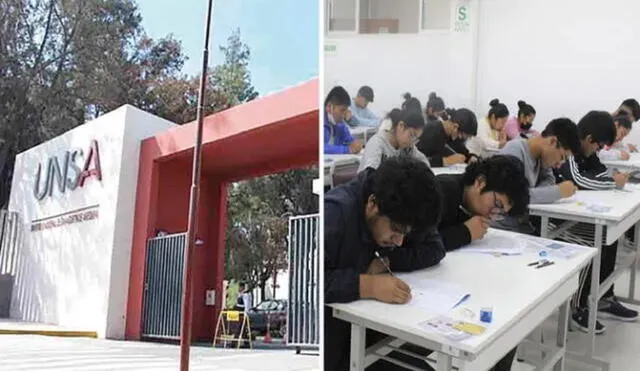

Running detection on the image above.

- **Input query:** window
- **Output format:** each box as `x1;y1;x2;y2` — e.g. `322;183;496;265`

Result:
326;0;357;32
421;0;451;30
325;0;451;35
359;0;420;34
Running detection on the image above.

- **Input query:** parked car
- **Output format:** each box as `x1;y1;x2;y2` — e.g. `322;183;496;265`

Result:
247;299;287;338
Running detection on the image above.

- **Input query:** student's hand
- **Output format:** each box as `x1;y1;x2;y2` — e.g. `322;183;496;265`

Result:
558;180;578;198
444;154;466;166
349;140;363;154
614;172;629;188
620;150;631;161
627;143;638;153
345;109;353;121
366;257;390;275
466;155;479;164
498;132;507;148
464;216;490;241
367;275;412;304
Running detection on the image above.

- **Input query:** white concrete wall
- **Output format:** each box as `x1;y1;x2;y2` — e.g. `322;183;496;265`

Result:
8;105;176;338
476;0;640;135
324;0;478;117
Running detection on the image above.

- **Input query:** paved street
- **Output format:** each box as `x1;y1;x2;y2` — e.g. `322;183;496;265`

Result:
0;335;319;371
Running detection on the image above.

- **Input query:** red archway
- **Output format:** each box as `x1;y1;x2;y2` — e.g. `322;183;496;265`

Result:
125;79;318;340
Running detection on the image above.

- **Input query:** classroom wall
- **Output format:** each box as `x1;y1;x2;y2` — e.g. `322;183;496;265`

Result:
324;0;478;116
476;0;640;136
326;0;640;143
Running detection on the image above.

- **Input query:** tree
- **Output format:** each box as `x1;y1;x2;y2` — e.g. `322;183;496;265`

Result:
0;0;188;208
225;167;318;299
0;1;259;208
149;28;259;124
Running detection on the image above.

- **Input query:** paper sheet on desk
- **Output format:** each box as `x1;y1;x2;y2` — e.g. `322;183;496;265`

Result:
457;231;525;256
563;194;613;213
397;276;470;315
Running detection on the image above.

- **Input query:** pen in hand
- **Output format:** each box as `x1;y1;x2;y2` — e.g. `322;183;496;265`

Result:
374;251;394;276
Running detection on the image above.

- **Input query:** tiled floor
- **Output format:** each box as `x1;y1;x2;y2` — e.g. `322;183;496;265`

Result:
514;267;640;371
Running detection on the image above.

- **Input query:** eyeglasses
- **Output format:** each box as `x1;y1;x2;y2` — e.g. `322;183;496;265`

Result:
408;129;420;145
491;192;506;221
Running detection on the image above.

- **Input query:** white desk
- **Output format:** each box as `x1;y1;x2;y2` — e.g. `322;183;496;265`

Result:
330;229;595;371
350;126;378;144
324;154;362;187
601;152;640;172
528;190;640;370
431;164;467;176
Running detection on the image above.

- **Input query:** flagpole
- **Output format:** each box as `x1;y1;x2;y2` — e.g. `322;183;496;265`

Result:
180;1;214;370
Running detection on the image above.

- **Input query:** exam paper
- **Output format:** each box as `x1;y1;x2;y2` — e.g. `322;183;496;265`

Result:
396;276;470;315
458;231;525;256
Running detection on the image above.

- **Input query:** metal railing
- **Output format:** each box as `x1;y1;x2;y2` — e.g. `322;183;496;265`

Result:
141;233;186;339
286;214;320;350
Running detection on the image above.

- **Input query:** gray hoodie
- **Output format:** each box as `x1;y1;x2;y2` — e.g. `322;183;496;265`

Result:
499;139;562;204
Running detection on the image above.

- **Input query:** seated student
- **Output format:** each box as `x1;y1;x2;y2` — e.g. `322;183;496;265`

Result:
598;115;633;161
324;156;445;371
613;98;640;152
425;92;446;125
467;99;510;158
346;85;381;127
376;93;423;134
555;111;637;332
436;155;530;252
358;109;430;172
495;118;580;234
324;86;364;154
417;108;478;167
504;100;538;140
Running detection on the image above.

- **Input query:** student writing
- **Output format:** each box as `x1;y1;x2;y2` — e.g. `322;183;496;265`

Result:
358;108;430;172
598;115;633;162
324;157;445;371
495;118;580;234
324;86;364;154
436;155;530;251
504;100;538;140
346;85;381;127
416;108;478;167
466;99;509;158
555;111;638;333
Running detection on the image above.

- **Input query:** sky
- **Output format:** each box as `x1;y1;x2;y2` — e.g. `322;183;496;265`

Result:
136;0;319;96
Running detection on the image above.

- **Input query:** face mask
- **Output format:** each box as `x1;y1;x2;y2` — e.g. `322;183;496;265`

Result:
327;106;336;125
521;122;532;131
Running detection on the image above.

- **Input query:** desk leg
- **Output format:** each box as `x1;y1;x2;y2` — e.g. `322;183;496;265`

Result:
629;222;640;301
587;225;603;358
554;299;570;371
435;352;453;371
539;216;550;238
350;324;366;371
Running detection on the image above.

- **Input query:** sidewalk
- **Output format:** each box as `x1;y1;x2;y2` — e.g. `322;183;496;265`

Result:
0;318;97;338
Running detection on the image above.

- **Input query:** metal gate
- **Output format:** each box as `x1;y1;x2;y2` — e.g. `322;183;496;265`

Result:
0;210;22;275
141;233;186;339
287;214;320;349
0;210;22;318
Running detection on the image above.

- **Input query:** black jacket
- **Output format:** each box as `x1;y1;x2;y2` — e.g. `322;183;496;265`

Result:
417;120;475;167
324;170;446;370
556;152;616;190
436;174;473;251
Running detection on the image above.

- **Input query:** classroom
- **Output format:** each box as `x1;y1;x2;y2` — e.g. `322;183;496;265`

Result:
323;0;640;370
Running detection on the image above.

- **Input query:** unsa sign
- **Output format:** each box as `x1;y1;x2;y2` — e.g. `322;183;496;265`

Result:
33;140;103;200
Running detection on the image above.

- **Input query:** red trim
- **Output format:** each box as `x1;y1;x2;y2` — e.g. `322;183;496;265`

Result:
125;79;318;340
